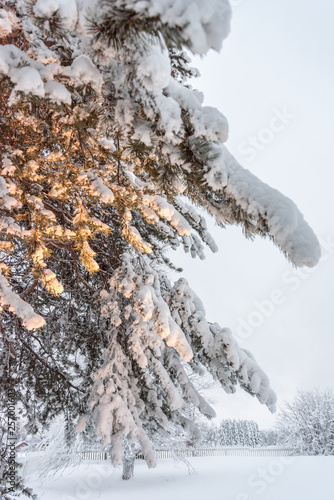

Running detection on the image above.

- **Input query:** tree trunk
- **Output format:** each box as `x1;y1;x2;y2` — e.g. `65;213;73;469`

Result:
122;455;135;480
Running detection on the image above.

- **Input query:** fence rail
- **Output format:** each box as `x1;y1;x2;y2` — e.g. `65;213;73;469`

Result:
137;447;295;459
19;447;295;478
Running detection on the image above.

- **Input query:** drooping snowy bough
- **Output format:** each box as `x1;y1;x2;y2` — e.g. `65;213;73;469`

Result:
0;0;320;486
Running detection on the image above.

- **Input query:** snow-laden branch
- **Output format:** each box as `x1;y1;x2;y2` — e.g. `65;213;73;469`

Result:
0;273;45;330
204;145;321;268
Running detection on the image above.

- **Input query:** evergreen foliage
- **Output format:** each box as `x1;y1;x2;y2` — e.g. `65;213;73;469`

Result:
205;419;260;448
0;0;320;490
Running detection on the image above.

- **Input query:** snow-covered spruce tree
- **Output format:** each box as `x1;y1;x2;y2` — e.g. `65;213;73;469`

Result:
247;420;261;448
276;389;334;455
206;419;261;447
0;0;320;485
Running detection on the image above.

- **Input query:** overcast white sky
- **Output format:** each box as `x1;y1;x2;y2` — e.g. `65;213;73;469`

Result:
172;0;334;428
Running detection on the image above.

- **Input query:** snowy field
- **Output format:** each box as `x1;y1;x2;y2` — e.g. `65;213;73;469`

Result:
26;456;333;500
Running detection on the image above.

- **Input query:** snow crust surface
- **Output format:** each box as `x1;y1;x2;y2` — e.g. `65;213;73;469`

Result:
25;456;334;500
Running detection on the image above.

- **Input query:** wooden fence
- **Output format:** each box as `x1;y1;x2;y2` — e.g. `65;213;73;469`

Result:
19;447;294;478
136;447;295;459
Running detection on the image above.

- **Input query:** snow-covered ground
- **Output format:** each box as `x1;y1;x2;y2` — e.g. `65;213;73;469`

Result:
26;456;333;500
